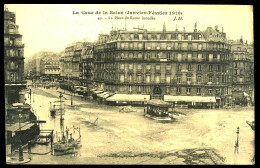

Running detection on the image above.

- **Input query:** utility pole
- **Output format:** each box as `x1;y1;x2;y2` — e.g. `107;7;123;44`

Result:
234;127;239;154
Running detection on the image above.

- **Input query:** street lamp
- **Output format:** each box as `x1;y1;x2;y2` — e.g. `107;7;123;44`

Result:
144;97;147;116
18;113;22;131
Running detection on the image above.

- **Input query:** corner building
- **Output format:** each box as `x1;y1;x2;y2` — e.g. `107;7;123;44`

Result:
4;8;26;104
93;24;232;108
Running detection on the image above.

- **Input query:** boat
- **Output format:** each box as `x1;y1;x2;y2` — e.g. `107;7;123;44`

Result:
145;99;179;122
49;95;65;118
52;92;82;155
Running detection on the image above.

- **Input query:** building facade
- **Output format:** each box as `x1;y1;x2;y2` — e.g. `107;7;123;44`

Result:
4;8;26;104
93;24;232;107
80;45;94;87
60;42;91;90
230;39;254;104
43;56;61;81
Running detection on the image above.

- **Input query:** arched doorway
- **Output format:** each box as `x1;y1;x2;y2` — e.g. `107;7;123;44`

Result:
153;86;162;99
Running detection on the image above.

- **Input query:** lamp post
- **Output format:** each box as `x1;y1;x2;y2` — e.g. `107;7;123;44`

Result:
18;113;22;131
234;127;239;154
144;97;146;116
18;113;23;161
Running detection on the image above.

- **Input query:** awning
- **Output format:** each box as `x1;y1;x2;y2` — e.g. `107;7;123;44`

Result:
106;94;150;102
243;92;249;97
97;92;110;99
147;99;170;107
6;123;36;132
164;95;216;103
93;90;103;94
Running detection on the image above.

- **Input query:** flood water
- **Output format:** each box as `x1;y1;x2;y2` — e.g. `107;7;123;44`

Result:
25;87;254;165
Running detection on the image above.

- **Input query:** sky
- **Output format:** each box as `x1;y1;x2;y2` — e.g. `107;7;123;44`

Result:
5;4;253;59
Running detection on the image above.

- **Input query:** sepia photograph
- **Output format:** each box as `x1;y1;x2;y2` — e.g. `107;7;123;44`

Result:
4;4;254;165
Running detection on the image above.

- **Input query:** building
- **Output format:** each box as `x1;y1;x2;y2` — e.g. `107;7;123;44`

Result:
4;7;26;104
43;55;61;81
92;24;232;108
60;42;91;91
79;44;94;89
230;39;254;104
248;43;254;103
4;7;40;155
25;51;55;80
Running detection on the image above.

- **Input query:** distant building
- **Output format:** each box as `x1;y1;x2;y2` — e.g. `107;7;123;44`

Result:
92;24;232;108
60;42;91;91
43;56;60;81
230;38;254;104
4;7;26;104
80;45;94;88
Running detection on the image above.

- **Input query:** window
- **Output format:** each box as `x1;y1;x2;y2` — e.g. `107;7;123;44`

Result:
129;64;133;70
138;53;142;59
137;64;142;70
209;53;213;60
187;88;191;94
197;64;202;71
129;43;133;49
216;76;220;83
198;44;202;50
177;64;181;71
177;77;181;83
188;43;192;50
129;74;132;82
197;75;202;83
146;75;150;83
10;38;14;46
146;87;150;93
209;65;213;72
166;87;170;94
155;75;160;83
188;35;192;41
188;64;192;71
138;43;142;49
234;62;238;68
177;87;181;94
208;89;212;94
216;89;219;94
187;77;191;82
166;64;171;70
178;34;182;40
177;53;182;61
167;53;171;60
138;86;141;93
209;76;212;82
197;88;201;94
156;64;160;70
217;65;220;72
137;75;142;83
166;75;171;84
121;43;124;49
146;64;151;70
178;43;182;49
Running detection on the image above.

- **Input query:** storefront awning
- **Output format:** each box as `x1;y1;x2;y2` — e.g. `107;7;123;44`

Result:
97;92;111;99
106;94;150;102
93;90;103;94
6;123;36;132
243;92;249;97
164;95;216;103
147;99;170;107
